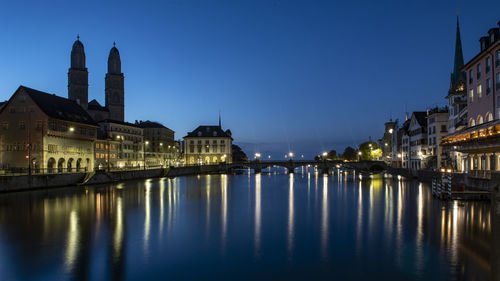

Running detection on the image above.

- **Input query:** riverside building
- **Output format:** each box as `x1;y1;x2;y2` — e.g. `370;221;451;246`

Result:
183;121;233;165
136;120;180;167
442;20;500;176
0;86;97;173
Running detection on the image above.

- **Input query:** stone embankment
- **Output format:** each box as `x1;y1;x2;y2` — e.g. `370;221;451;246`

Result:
0;164;230;192
388;167;493;191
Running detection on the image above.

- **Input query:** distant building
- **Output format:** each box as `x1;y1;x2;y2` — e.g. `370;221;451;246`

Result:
378;120;396;164
401;112;428;169
183;122;233;165
136;120;180;167
442;20;500;175
98;119;144;169
0;86;97;172
426;108;448;169
391;118;409;168
68;38;125;122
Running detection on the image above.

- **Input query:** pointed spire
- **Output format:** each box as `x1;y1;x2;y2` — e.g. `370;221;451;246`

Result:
218;110;221;129
452;14;464;80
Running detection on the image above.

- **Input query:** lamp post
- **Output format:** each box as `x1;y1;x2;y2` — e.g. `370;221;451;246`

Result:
288;152;294;161
358;151;362;162
144;140;149;170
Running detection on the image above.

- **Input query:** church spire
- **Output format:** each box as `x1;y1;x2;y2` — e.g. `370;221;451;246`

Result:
452;15;464;79
218;111;221;129
449;14;466;94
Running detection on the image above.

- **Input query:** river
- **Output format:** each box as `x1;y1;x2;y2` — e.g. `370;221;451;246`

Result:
0;172;493;280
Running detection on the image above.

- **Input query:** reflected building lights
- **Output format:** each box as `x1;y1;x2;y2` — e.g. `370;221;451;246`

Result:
254;174;261;258
113;196;124;260
288;173;295;258
143;180;152;256
415;183;424;273
65;210;79;272
159;179;165;238
221;174;228;252
321;174;328;260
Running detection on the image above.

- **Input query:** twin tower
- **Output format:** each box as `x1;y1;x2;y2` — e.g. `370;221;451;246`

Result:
68;37;125;122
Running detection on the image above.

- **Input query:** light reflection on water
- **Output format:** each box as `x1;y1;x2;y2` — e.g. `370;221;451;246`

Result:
0;172;494;281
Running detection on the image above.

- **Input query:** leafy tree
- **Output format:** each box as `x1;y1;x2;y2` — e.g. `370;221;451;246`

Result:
231;145;248;163
327;150;337;161
359;141;382;160
341;146;357;161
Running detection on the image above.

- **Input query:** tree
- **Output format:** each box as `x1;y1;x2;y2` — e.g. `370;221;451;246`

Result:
231;144;248;163
327;150;337;161
341;146;357;161
359;141;382;160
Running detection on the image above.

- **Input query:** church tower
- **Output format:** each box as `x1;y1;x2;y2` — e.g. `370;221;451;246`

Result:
105;43;125;121
68;36;89;110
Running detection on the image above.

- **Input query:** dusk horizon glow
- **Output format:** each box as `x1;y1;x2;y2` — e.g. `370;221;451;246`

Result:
1;0;499;158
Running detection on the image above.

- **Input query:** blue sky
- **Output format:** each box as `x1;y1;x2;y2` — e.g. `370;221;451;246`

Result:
0;0;499;158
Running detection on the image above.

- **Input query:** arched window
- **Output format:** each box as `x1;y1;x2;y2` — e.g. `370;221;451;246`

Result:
486;112;493;122
469;118;476;127
477;115;484;125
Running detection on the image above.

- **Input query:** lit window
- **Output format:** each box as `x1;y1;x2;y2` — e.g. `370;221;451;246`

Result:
469;89;474;102
477;84;482;98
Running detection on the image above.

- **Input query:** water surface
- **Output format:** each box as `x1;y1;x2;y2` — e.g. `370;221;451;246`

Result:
0;173;493;280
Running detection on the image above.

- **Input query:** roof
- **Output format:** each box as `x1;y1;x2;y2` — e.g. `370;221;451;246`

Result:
14;86;97;126
88;99;109;112
184;125;232;139
99;118;142;128
413;112;427;127
136;120;173;131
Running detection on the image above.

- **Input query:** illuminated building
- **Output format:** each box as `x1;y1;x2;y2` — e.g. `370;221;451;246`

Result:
442;20;500;175
136;120;180;167
0;86;97;172
183;118;233;165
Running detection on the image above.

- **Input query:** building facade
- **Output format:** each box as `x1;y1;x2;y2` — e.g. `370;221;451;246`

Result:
136;120;180;167
98;120;144;169
426;108;448;169
183;125;233;165
0;86;97;173
378;120;396;164
442;20;500;176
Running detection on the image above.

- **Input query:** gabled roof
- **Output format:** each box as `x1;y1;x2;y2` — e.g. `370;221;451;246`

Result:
184;125;232;139
413;112;427;127
136;120;173;132
10;86;97;126
88;99;109;112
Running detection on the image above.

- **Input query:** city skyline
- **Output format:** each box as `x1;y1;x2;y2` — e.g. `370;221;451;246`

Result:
1;0;499;158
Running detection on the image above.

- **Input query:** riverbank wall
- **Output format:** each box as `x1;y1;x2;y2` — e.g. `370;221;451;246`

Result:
0;164;232;192
387;167;492;191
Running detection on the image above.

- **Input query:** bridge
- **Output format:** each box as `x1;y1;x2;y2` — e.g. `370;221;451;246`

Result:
227;160;387;174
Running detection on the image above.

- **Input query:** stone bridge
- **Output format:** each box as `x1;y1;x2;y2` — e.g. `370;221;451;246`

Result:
227;160;387;174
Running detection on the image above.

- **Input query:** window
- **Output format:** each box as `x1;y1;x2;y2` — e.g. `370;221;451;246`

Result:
497;96;500;119
497;73;500;90
486;57;491;73
477;63;481;79
487;78;492;95
441;125;447;133
496;50;500;67
220;145;225;153
469;89;474;102
36;120;42;130
477;84;482;98
469;70;473;84
19;121;25;129
1;122;8;130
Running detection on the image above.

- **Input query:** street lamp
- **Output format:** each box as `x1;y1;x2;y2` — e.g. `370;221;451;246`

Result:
288;152;294;160
358;151;362;161
144;140;149;170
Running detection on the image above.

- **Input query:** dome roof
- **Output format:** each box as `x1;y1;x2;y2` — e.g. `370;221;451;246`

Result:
70;38;86;69
107;44;121;74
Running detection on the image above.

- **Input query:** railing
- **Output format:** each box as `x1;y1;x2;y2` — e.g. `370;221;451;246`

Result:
468;170;494;179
